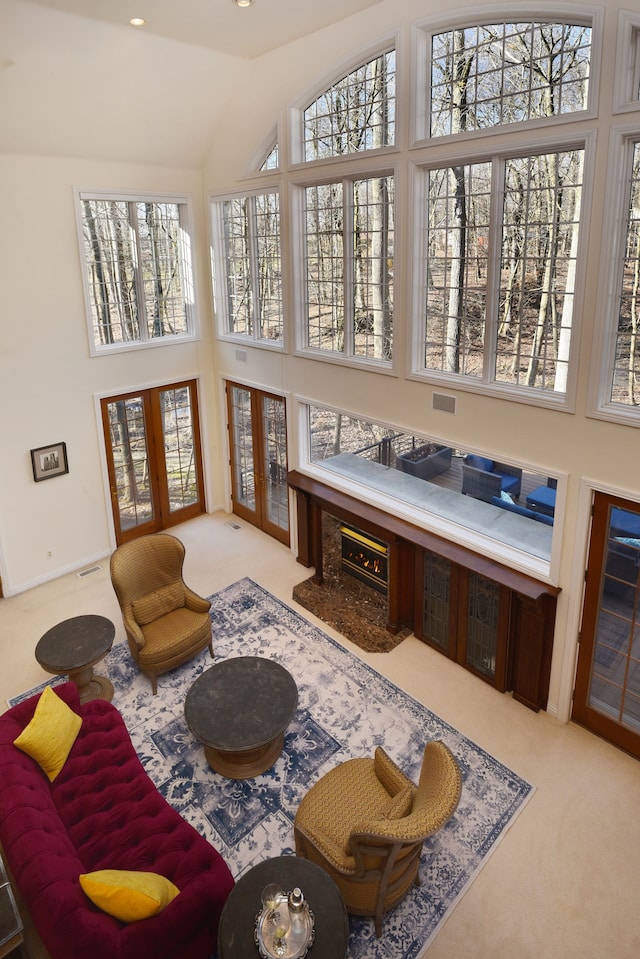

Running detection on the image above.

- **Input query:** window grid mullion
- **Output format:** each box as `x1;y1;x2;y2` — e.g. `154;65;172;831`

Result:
343;179;355;357
248;197;261;339
484;157;504;384
129;203;149;342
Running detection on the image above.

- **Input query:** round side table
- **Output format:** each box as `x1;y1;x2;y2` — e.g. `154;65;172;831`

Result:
218;856;349;959
184;656;298;779
36;614;115;704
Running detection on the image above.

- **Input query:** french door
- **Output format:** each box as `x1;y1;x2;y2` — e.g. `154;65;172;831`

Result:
101;380;205;544
226;382;289;545
573;491;640;758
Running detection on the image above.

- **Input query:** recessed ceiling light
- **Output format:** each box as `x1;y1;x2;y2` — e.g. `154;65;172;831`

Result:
130;18;146;27
234;0;254;7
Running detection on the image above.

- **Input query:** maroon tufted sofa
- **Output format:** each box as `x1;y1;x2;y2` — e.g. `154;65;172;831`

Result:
0;682;234;959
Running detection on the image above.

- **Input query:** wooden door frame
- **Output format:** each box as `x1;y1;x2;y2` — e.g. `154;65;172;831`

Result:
573;489;640;759
101;379;205;546
225;381;289;546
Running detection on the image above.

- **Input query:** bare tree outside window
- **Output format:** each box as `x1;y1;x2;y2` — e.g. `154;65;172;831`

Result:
612;141;640;406
304;50;395;160
81;196;194;350
430;20;591;137
216;193;282;342
422;19;589;394
305;176;394;360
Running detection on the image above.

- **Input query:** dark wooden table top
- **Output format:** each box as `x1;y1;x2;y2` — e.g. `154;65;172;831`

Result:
184;656;298;752
35;614;115;672
218;856;349;959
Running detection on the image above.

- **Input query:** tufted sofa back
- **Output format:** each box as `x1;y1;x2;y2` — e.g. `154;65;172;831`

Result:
0;682;233;959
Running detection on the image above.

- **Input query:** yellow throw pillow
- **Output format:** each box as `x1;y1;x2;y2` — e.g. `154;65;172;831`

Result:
13;685;82;782
79;870;180;922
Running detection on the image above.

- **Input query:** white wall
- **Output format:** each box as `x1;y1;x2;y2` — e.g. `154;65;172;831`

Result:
0;154;223;592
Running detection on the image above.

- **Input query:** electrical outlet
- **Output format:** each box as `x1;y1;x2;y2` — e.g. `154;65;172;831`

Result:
47;549;53;557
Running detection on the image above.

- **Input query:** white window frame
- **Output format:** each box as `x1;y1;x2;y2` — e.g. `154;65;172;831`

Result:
588;124;640;426
288;36;401;169
613;9;640;114
408;129;595;412
76;190;199;357
296;396;563;583
411;4;603;148
291;161;398;373
209;186;285;351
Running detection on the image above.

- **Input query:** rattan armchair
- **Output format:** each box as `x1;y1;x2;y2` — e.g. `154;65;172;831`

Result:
461;455;523;502
294;741;462;936
110;533;213;694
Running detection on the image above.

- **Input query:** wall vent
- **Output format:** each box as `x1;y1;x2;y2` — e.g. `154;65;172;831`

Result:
77;565;102;578
432;392;456;414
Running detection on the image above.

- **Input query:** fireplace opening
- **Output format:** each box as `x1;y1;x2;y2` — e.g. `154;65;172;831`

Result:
340;526;388;595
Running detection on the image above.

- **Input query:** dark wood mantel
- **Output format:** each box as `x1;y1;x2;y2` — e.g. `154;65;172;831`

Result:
288;470;560;711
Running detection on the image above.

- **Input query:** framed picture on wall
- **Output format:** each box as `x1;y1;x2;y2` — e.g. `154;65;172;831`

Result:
31;442;69;482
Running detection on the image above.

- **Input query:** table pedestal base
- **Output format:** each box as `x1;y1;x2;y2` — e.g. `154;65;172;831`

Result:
69;666;114;704
204;732;284;780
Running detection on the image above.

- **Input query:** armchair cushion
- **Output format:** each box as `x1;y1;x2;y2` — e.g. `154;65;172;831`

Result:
465;454;494;472
133;582;185;626
383;786;414;820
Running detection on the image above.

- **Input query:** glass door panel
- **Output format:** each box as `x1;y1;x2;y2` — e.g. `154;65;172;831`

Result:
423;552;450;652
574;494;640;758
262;394;289;534
229;386;256;513
466;573;499;680
103;394;158;539
102;380;205;544
226;382;289;545
160;385;201;513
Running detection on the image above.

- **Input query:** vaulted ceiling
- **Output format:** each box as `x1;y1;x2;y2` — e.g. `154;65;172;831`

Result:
0;0;383;166
24;0;383;58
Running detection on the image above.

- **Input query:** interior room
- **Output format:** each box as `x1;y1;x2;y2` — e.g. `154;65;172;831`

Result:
1;1;640;956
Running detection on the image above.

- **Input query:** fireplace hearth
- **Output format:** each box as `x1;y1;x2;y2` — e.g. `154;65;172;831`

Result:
292;513;410;653
340;526;388;594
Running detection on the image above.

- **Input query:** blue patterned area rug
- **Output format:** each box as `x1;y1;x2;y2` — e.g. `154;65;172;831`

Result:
12;578;534;959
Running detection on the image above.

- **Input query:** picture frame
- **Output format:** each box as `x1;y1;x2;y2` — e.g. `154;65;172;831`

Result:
31;442;69;482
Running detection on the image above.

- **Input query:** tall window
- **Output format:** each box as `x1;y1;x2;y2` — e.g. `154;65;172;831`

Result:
424;147;584;393
416;17;592;401
304;175;394;362
303;50;396;161
211;192;282;343
79;194;196;353
608;139;640;409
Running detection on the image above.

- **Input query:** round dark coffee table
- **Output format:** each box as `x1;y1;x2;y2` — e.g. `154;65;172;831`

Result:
217;856;349;959
184;657;298;779
35;614;115;704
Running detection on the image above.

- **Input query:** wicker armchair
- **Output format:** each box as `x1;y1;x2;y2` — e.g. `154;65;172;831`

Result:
294;742;462;936
461;454;522;502
110;533;213;694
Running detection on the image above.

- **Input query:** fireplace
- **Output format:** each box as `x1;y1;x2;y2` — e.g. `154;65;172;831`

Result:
340;526;388;595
